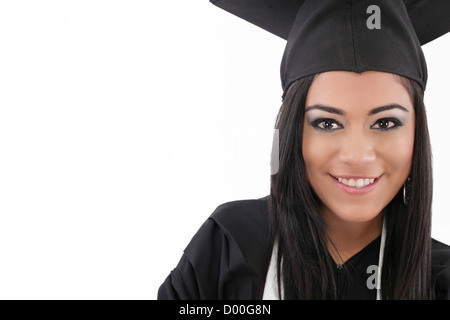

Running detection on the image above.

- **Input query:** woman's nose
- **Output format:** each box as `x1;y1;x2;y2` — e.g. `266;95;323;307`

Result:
338;134;376;167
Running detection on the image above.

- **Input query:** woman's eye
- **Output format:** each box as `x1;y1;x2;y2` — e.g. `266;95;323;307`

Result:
313;119;342;131
371;118;402;130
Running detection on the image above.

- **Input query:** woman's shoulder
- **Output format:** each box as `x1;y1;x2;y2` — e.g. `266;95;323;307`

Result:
432;238;450;265
189;195;271;265
170;195;270;299
431;238;450;300
209;195;270;237
184;195;270;258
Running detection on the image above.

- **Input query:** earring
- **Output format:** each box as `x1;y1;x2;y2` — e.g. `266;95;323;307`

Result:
403;177;411;206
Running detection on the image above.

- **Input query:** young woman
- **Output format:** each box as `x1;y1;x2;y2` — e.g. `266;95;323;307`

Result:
158;0;450;299
263;70;440;299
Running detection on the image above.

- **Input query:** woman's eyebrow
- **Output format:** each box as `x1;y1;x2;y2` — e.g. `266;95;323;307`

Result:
304;105;346;115
368;104;409;115
304;103;409;116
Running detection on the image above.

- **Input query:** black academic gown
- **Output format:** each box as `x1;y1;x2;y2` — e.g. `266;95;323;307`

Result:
158;196;450;300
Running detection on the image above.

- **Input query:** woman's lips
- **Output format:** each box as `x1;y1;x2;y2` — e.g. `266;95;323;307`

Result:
329;174;383;195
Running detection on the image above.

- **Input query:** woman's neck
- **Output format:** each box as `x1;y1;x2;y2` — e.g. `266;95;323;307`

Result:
322;206;384;265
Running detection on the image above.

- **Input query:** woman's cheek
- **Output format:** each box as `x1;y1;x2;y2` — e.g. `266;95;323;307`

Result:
302;132;338;178
375;131;414;176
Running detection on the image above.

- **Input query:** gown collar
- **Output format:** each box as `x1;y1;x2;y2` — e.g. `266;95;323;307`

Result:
262;216;387;300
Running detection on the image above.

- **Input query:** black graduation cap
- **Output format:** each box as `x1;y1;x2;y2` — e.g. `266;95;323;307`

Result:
210;0;450;96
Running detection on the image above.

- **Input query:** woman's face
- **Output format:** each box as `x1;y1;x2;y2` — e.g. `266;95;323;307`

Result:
302;71;415;223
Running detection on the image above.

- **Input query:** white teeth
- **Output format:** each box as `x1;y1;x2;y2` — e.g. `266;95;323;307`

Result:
337;177;376;188
355;179;364;188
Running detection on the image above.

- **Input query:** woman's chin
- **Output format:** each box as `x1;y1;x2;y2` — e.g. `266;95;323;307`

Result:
324;205;383;223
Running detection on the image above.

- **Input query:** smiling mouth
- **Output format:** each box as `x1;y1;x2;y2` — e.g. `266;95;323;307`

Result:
337;177;375;188
330;174;383;192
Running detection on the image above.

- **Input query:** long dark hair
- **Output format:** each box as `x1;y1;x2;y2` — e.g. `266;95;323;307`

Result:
261;74;432;299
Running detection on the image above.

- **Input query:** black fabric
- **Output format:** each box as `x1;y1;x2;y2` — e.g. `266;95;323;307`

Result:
158;196;450;300
403;0;450;46
210;0;450;95
158;197;269;299
280;0;427;95
432;239;450;300
210;0;304;39
332;236;380;300
210;0;450;45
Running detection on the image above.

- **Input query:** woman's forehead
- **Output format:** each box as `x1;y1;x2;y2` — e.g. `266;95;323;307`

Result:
306;71;414;113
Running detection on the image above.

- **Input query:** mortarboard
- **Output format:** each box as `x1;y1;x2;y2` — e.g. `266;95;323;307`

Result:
210;0;450;96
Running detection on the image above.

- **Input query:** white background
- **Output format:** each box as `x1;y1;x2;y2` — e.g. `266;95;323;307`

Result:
0;1;448;299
